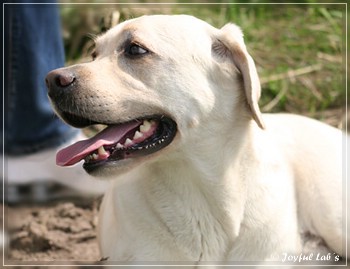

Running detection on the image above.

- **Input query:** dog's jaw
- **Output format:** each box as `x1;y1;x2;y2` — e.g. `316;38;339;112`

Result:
55;115;178;176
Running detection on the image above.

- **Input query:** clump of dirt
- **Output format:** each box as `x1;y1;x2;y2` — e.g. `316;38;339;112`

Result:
5;200;102;263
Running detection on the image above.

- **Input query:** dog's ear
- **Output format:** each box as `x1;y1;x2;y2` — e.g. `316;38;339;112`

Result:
213;23;265;129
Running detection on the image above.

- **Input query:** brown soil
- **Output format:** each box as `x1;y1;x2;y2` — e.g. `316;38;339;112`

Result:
2;198;104;267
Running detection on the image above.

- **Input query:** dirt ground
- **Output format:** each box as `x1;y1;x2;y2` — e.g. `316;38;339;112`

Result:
2;197;105;267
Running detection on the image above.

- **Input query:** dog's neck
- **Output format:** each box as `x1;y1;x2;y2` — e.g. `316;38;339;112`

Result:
136;120;254;259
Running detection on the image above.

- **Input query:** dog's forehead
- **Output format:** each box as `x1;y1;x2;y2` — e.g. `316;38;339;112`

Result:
96;15;217;52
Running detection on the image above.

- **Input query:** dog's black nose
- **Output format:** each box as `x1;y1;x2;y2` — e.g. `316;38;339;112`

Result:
46;68;76;95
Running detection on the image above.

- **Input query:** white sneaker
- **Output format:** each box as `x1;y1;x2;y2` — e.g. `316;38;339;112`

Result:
3;132;110;203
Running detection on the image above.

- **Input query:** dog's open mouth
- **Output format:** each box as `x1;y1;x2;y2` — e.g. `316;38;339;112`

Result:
56;116;177;171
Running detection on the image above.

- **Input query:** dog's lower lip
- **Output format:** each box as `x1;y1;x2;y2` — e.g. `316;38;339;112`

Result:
82;116;177;172
61;111;99;128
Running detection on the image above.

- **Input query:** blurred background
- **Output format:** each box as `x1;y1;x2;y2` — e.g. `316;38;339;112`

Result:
59;1;347;129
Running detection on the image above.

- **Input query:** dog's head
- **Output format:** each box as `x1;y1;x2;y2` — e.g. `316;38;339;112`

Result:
46;15;264;176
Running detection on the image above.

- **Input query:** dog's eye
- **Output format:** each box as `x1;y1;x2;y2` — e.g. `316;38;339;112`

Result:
126;44;148;56
91;51;97;61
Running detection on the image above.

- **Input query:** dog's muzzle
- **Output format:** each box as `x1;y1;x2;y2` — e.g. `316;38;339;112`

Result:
45;68;178;173
46;68;90;127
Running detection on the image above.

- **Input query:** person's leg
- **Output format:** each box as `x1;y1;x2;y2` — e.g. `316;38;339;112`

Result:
3;2;109;203
4;3;78;155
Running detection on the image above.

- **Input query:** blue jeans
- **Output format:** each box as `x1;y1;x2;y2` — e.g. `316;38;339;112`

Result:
3;1;78;155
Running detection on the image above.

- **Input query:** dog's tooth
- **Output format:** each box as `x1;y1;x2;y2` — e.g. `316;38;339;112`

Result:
124;138;133;147
133;130;143;140
116;143;123;149
140;120;151;133
98;146;105;154
98;146;109;158
92;153;98;160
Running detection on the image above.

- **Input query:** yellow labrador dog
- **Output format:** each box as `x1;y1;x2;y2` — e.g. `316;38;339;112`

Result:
46;15;346;264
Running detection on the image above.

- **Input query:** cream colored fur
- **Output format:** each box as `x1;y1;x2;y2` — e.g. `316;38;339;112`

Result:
52;15;347;266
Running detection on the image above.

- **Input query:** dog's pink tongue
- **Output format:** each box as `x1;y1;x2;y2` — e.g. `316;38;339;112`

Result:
56;121;141;166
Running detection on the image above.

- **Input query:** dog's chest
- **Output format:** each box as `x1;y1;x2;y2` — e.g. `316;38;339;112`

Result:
164;202;231;260
145;178;238;261
99;168;240;261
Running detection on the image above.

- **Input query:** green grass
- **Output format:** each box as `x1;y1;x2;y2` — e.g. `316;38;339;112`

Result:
60;3;346;124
